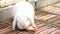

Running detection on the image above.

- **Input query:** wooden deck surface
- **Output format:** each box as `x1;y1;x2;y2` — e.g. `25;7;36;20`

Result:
0;19;60;34
0;4;60;34
0;12;60;34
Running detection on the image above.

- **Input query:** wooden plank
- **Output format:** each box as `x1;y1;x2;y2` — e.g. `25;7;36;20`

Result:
50;30;60;34
39;28;58;34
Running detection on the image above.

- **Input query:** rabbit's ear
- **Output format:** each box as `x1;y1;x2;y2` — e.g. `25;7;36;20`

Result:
27;17;36;27
12;18;17;30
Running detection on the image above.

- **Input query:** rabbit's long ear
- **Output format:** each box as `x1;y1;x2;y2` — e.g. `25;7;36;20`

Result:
27;17;36;27
12;18;17;30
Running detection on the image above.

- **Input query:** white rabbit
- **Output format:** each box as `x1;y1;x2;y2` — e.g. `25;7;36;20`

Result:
12;1;36;30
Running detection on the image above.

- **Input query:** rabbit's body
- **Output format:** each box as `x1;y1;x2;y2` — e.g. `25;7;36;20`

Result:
12;1;36;30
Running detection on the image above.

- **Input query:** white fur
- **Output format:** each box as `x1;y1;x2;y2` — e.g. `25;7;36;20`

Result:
12;1;36;30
